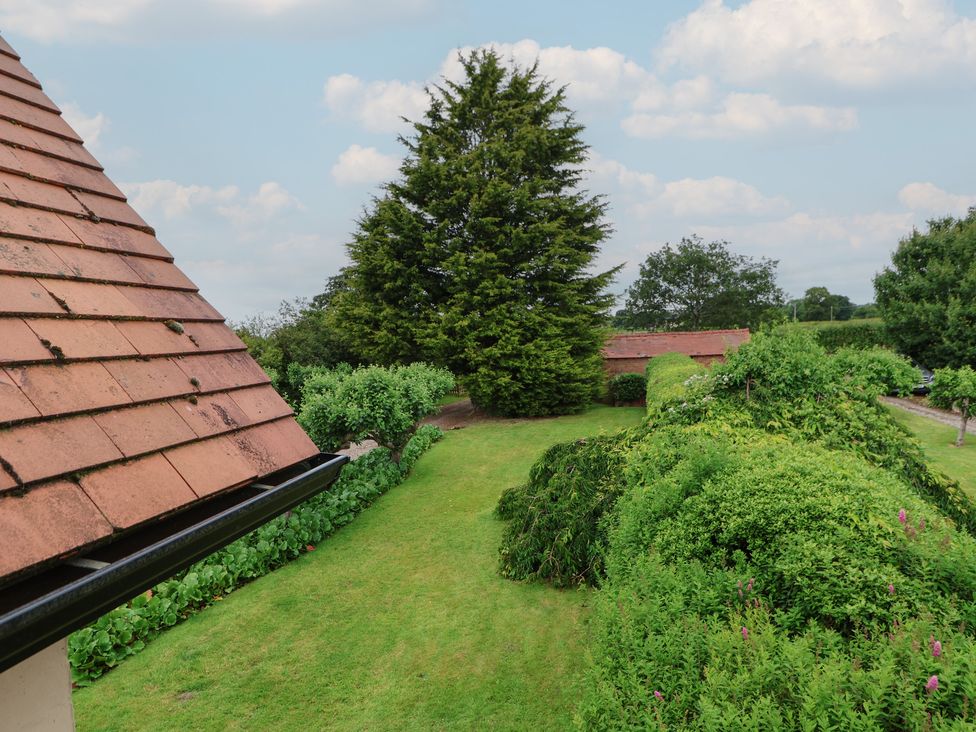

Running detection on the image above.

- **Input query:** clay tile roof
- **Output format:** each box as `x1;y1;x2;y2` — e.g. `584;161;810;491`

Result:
603;328;751;359
0;36;319;587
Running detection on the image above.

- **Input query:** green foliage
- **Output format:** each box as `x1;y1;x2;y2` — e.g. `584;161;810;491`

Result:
67;426;443;684
786;285;855;321
831;346;918;397
644;352;706;411
930;365;976;446
606;373;646;404
330;50;618;417
497;432;636;586
618;236;784;331
298;363;454;460
810;319;891;351
875;208;976;368
578;429;976;729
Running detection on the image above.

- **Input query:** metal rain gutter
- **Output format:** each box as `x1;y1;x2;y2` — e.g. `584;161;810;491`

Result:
0;452;348;674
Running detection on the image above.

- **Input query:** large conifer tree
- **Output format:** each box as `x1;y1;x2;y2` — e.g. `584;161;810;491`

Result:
331;50;618;416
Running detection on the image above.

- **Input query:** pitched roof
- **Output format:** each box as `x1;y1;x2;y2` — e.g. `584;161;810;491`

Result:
603;328;751;359
0;36;319;586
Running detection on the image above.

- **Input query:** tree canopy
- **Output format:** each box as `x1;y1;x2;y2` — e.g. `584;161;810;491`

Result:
329;50;618;416
787;286;855;321
874;209;976;369
616;236;783;331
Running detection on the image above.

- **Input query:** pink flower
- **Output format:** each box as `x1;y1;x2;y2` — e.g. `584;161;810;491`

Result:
898;509;907;524
888;583;895;595
654;690;663;700
746;577;754;592
918;518;926;532
741;626;749;641
926;675;939;694
933;640;942;658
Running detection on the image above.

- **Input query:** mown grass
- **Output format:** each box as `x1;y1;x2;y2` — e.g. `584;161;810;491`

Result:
73;405;644;731
888;406;976;497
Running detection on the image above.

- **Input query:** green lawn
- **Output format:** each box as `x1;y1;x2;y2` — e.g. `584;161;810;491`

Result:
73;405;644;731
887;406;976;497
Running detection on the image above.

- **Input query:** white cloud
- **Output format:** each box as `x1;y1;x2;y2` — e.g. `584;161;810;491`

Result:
216;182;303;226
587;154;787;218
657;0;976;89
121;179;299;224
0;0;437;43
331;144;400;185
122;180;238;219
622;93;857;139
59;102;109;149
898;182;976;216
323;74;428;133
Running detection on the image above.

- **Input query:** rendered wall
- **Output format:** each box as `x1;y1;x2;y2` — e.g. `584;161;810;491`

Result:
0;640;74;731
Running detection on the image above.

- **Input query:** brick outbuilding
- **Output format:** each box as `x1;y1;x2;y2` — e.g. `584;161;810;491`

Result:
603;329;751;375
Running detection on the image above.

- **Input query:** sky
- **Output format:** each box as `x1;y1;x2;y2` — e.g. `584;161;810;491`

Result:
3;0;975;320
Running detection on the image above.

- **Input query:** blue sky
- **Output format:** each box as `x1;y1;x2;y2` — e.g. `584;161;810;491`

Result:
4;0;976;320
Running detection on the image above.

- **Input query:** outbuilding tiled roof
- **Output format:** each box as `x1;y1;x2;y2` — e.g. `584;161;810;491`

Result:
603;328;751;359
0;36;319;585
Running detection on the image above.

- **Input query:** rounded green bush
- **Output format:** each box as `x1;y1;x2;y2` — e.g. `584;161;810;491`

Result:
606;372;646;404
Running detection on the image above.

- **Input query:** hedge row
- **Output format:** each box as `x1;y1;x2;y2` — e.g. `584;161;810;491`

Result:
806;320;892;351
68;425;443;684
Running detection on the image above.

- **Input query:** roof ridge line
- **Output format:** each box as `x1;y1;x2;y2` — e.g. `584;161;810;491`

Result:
0;413;299;499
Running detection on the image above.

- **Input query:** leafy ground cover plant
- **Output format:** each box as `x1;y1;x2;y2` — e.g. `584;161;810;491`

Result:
68;426;442;684
298;362;453;462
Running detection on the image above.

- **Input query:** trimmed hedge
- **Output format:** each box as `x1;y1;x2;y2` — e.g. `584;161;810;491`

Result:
809;320;891;351
606;372;646;404
67;425;443;685
645;352;706;411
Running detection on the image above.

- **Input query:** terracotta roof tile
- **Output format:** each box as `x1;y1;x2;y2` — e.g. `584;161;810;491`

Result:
8;361;130;416
0;201;82;244
174;352;271;392
0;35;322;583
0;274;65;314
170;392;250;438
165;436;257;498
38;279;143;318
230;418;319;476
0;37;20;59
0;238;71;277
24;318;138;360
0;122;103;170
80;454;197;530
0;415;122;486
603;329;751;359
121;255;197;290
229;385;294;423
0;369;40;422
0;481;113;578
0;72;59;113
93;402;196;458
118;287;223;321
0;53;40;88
101;357;193;402
58;215;170;259
0;318;53;363
71;190;149;229
0;93;80;142
47;244;144;285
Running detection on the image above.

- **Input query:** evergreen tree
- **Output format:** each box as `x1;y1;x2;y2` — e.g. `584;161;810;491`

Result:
331;50;618;416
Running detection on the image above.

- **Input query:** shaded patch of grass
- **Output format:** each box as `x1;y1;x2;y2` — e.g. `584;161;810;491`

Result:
73;406;643;732
888;405;976;498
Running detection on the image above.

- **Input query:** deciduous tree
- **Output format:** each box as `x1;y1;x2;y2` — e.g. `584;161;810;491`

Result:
930;365;976;447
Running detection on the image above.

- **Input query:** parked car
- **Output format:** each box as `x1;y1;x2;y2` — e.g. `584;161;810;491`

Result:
913;364;934;395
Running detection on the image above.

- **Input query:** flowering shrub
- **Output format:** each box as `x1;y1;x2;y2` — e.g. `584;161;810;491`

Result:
644;352;705;410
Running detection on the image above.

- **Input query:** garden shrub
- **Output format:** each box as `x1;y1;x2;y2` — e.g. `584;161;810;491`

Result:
606;372;646;404
645;352;705;412
809;319;892;351
298;362;454;461
497;431;638;586
68;425;443;684
578;427;976;729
